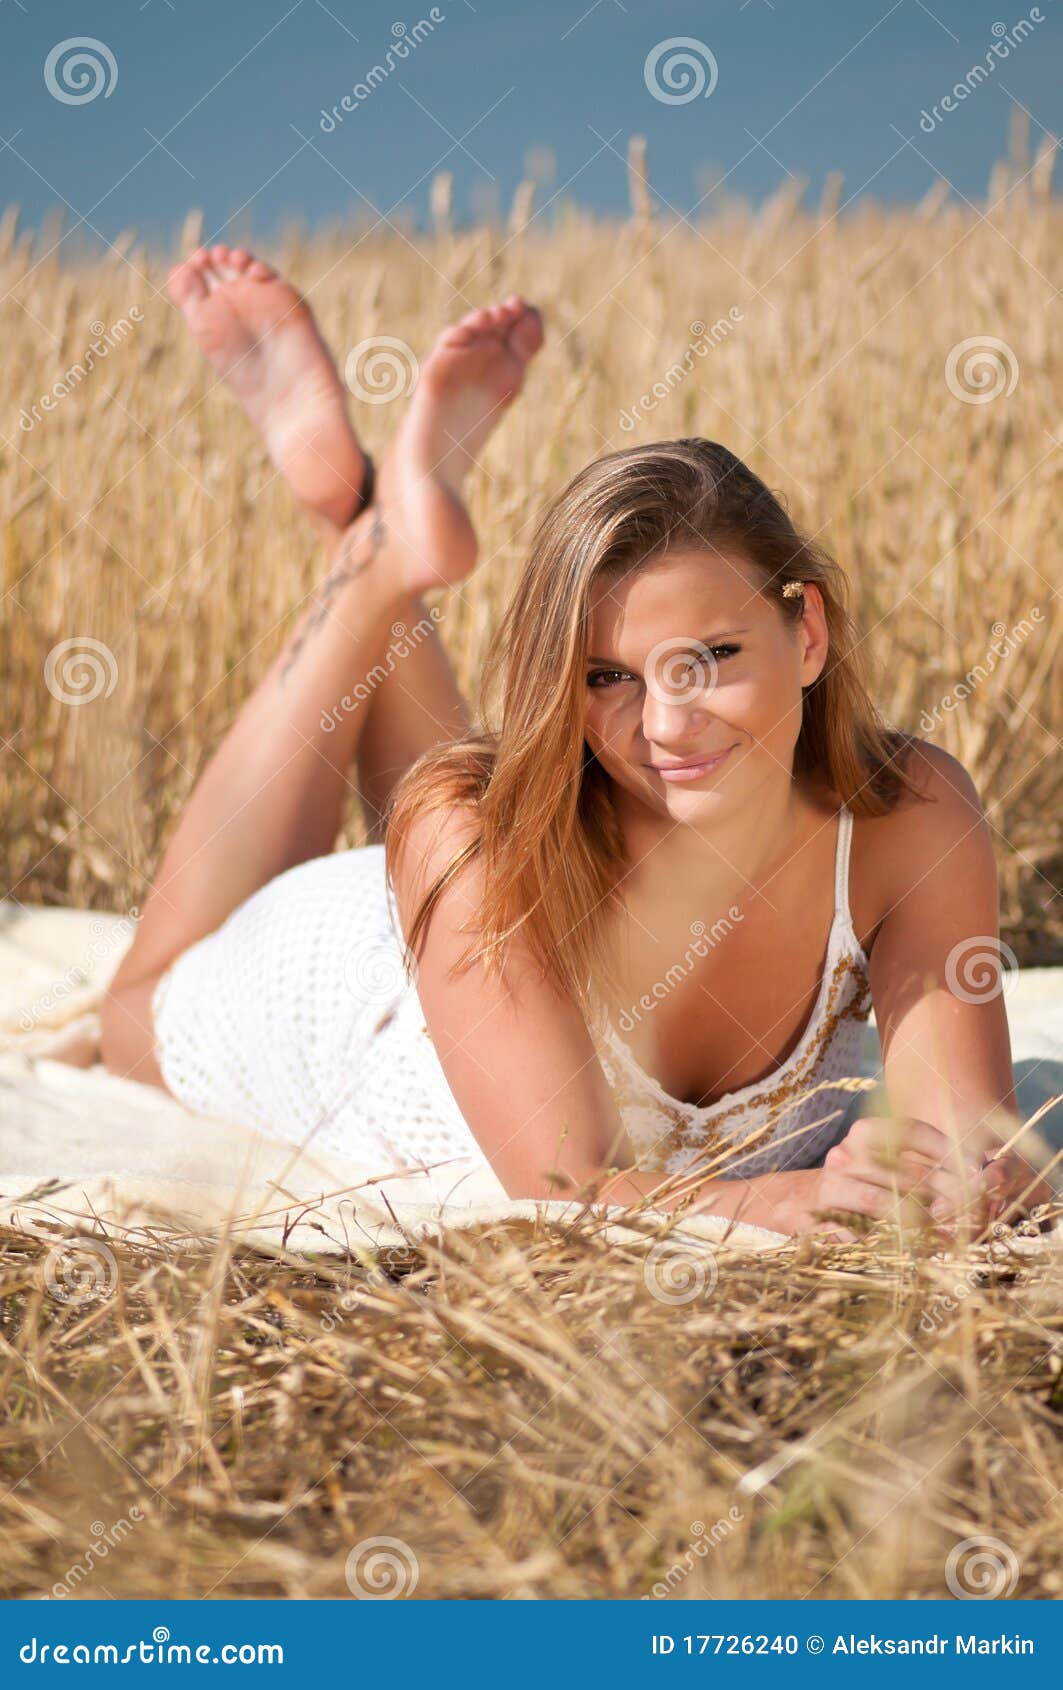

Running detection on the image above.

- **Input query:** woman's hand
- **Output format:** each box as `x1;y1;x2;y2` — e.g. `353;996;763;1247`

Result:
772;1115;1008;1241
980;1146;1057;1228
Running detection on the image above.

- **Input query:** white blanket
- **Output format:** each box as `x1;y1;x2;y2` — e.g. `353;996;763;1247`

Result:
3;902;1061;1259
0;903;797;1257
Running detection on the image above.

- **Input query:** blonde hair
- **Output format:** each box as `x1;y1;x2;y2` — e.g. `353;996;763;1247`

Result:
385;438;925;1014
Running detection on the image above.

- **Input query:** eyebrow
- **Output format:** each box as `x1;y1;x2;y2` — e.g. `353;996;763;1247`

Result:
587;627;751;664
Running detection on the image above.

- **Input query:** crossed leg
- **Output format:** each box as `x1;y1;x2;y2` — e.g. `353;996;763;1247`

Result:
165;243;542;838
100;247;542;1085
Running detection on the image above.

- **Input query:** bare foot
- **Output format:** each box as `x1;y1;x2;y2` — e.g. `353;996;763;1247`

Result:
166;245;366;530
378;297;544;594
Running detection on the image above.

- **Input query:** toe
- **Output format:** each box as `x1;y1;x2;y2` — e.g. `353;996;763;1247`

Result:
229;248;253;271
248;259;274;281
167;261;208;307
208;243;242;282
508;303;544;363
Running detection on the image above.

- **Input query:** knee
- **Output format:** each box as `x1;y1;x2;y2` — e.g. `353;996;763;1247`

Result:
100;973;167;1089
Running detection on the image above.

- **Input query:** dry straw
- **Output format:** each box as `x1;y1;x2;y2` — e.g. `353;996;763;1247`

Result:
1;1200;1060;1599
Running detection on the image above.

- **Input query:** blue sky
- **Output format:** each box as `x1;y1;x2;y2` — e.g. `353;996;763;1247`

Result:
0;0;1058;248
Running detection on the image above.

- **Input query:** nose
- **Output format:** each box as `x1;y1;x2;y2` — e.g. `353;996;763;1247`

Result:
641;691;713;748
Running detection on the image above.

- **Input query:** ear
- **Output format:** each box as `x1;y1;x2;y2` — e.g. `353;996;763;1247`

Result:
798;582;829;686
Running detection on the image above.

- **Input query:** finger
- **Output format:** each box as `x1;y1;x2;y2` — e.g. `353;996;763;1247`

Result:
838;1153;978;1208
819;1177;901;1223
808;1221;861;1245
929;1185;997;1224
985;1155;1054;1207
853;1117;983;1175
824;1173;983;1231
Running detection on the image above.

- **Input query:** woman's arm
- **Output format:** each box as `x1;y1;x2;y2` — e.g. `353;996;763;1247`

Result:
390;799;638;1199
388;798;972;1232
863;742;1055;1211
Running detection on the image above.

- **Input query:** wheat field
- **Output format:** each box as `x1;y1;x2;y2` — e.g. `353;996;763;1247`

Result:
3;140;1062;959
3;143;1063;1602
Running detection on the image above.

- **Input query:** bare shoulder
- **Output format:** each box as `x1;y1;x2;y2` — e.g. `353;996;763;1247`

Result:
886;736;985;817
850;737;992;953
386;794;483;923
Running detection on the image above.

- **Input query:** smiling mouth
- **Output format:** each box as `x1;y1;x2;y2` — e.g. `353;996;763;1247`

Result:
648;744;737;782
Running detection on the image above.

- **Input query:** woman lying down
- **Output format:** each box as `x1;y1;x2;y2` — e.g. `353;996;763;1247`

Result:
101;245;1054;1243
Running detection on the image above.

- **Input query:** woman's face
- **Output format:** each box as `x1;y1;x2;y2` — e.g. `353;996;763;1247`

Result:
583;548;828;821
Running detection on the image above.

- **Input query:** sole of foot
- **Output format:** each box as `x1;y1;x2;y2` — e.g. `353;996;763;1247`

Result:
166;244;367;531
376;297;545;598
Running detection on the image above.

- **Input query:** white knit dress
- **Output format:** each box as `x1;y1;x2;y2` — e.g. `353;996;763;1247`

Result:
152;810;875;1179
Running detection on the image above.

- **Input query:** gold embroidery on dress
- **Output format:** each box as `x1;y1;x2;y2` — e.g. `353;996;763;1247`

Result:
594;951;873;1172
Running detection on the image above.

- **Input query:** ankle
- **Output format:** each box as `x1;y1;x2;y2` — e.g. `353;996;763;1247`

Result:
317;512;405;619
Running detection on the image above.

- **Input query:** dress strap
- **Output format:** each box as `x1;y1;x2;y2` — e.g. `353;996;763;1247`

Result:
833;804;855;924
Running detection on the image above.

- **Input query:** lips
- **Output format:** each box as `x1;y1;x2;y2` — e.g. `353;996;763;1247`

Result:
649;744;736;781
654;752;728;771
